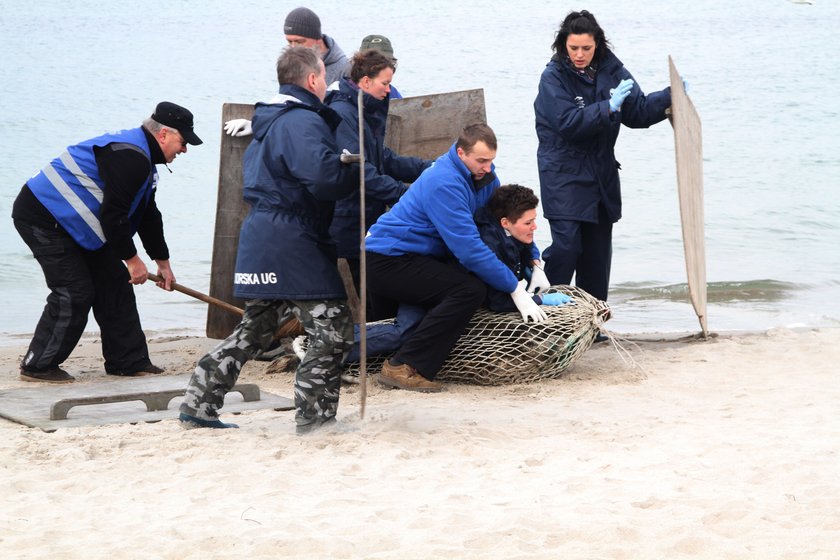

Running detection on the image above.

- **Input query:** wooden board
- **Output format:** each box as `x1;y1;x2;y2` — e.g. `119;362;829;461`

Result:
206;103;253;339
384;88;486;159
669;57;708;337
206;90;487;339
0;374;293;432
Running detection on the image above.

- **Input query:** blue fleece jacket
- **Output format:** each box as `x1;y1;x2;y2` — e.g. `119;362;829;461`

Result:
366;143;518;294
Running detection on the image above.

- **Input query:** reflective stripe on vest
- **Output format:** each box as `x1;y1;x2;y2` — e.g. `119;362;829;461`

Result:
41;150;107;245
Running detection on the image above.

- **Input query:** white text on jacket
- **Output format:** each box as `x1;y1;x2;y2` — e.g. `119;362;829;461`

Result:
234;272;278;285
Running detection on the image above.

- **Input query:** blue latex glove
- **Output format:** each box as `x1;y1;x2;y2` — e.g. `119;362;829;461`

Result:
609;78;634;112
540;293;573;306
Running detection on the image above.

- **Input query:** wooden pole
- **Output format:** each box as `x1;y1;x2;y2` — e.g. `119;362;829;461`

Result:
357;88;367;419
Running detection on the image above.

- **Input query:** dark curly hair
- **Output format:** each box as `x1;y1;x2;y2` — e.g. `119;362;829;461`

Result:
350;49;397;83
551;10;611;64
486;184;539;223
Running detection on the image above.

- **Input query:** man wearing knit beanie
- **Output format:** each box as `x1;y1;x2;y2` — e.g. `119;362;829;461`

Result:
284;6;349;86
222;12;350;136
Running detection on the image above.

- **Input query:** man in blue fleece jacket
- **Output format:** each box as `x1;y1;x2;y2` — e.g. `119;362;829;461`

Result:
365;124;548;392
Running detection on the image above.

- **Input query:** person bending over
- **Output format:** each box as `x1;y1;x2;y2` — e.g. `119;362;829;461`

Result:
365;124;548;393
180;46;358;433
12;101;202;382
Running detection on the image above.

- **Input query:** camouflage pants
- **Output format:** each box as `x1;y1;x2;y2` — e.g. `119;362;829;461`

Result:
180;298;352;428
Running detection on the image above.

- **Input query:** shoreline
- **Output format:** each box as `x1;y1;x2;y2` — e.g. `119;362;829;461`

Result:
5;322;835;349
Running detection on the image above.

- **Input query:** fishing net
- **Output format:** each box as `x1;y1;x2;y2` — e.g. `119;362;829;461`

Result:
343;285;610;385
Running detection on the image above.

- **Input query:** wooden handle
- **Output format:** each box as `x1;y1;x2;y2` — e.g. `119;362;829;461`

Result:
148;273;244;316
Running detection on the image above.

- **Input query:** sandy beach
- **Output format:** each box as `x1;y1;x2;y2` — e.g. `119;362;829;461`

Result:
1;327;838;559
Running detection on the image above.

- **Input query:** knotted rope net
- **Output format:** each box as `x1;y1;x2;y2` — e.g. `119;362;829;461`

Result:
343;285;610;385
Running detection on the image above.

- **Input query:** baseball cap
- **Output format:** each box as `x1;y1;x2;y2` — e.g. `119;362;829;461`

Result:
151;101;202;145
360;34;394;57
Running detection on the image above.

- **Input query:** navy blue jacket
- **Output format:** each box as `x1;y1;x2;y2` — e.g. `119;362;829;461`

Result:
534;51;671;224
234;84;357;300
474;207;540;312
328;78;429;258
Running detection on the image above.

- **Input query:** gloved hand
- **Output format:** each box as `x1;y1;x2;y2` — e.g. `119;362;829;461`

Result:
223;118;253;137
682;77;690;94
526;265;551;294
510;280;548;323
540;293;573;306
340;148;362;164
609;78;635;112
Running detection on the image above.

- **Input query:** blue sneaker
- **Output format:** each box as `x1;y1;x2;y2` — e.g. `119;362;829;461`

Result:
179;412;239;429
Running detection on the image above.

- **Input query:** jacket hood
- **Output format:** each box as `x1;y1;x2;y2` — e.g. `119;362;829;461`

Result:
322;34;346;67
252;84;340;140
251;96;297;141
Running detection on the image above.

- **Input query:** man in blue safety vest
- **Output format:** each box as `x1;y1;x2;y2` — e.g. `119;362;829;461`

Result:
11;101;202;383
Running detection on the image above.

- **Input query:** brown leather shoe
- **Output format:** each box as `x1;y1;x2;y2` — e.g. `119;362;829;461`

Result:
378;360;442;392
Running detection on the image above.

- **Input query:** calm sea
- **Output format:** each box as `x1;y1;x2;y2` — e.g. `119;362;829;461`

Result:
2;0;838;345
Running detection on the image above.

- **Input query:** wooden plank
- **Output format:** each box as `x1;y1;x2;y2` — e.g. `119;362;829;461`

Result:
207;103;253;339
669;57;709;337
385;88;486;159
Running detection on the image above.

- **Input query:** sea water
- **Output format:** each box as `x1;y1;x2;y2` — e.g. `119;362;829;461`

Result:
1;0;838;344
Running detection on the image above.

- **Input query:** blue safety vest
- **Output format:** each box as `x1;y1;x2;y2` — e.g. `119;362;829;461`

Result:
26;127;156;250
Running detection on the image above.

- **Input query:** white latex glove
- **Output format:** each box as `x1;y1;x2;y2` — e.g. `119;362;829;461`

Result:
223;118;253;137
510;279;548;323
526;264;551;294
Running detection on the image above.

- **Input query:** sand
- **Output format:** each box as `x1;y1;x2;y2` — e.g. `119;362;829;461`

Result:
1;327;838;559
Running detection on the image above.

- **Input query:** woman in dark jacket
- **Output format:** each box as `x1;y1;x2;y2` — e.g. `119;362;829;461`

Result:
534;10;672;302
328;49;430;292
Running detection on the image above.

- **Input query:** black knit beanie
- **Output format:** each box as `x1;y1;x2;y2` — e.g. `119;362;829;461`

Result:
284;7;321;39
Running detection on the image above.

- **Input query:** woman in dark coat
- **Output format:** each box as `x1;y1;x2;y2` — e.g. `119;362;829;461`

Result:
328;49;429;292
534;10;672;301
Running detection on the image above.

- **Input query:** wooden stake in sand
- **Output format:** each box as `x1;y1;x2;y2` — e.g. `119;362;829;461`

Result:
356;88;368;419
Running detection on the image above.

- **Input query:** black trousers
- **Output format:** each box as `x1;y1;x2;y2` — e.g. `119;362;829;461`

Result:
14;219;151;373
542;204;613;302
366;251;486;379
